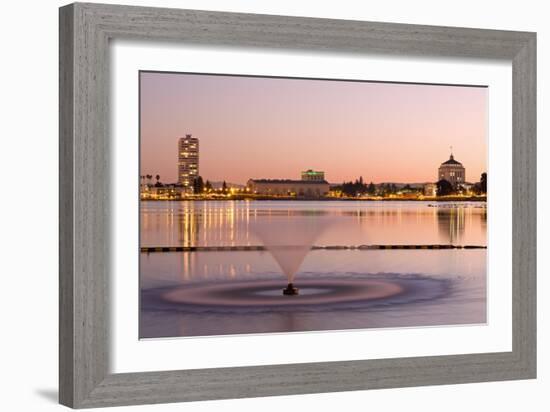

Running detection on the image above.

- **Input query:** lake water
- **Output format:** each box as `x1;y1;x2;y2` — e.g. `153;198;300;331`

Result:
140;200;486;338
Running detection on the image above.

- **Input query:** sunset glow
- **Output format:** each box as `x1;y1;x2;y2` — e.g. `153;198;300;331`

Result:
140;71;487;185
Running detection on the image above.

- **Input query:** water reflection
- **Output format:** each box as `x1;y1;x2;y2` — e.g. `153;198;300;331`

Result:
140;200;487;247
437;208;465;244
140;201;487;338
140;249;487;338
436;206;487;244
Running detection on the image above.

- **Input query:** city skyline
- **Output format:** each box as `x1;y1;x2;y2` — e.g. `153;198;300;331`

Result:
140;72;487;185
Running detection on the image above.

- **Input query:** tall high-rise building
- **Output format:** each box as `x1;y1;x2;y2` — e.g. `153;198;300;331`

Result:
178;134;199;190
438;151;465;187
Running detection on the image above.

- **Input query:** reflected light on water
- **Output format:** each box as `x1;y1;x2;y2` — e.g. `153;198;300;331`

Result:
140;200;487;338
140;200;486;248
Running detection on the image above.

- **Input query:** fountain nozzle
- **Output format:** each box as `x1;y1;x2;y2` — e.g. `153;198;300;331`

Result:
283;283;299;296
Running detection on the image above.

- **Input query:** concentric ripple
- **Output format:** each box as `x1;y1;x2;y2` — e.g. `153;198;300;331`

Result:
141;274;451;314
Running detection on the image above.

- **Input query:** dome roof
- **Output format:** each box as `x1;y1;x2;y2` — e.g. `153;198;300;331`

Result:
441;154;463;166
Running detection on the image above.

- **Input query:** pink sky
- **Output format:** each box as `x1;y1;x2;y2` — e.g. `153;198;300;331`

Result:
140;72;487;185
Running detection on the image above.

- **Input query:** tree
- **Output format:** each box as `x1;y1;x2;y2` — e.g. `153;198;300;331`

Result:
436;179;454;196
205;180;213;192
367;182;376;195
222;181;228;193
153;174;163;187
333;177;371;197
193;176;204;194
146;174;153;185
480;172;487;193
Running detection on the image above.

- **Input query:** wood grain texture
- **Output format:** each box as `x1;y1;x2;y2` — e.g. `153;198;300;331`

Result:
512;34;537;374
59;4;74;406
59;2;537;408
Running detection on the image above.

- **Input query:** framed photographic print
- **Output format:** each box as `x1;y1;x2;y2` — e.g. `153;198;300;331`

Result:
59;2;536;408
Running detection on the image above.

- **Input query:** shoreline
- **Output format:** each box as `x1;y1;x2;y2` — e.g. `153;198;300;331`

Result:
140;196;487;202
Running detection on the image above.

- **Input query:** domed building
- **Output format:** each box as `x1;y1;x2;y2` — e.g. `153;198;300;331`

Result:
438;152;465;187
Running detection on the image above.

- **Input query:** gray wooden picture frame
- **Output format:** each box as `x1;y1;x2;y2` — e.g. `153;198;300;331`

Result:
59;2;536;409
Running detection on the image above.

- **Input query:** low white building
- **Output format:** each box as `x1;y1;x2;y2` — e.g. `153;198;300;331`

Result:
423;183;437;197
247;179;330;198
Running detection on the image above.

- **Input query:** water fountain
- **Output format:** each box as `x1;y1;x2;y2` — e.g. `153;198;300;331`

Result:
143;213;453;337
252;216;330;296
282;283;299;296
140;205;465;338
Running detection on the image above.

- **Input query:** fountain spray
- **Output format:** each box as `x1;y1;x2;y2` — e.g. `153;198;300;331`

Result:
252;216;330;296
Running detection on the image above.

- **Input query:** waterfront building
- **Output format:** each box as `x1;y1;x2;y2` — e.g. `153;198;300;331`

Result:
301;169;325;181
423;183;437;197
247;170;330;198
178;134;199;191
140;184;187;200
247;178;330;198
438;151;465;187
459;182;475;193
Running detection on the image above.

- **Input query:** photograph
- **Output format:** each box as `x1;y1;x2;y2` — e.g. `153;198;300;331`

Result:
2;0;541;409
139;71;488;339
